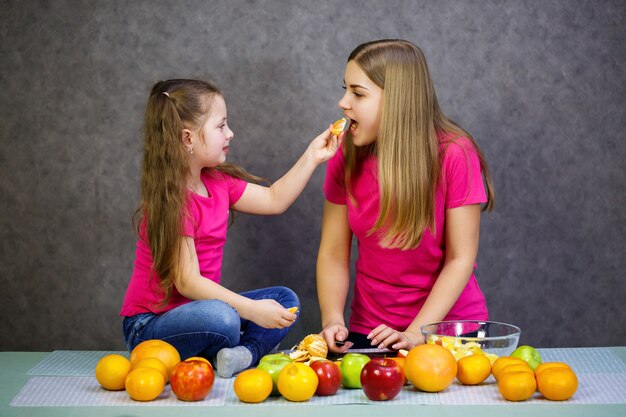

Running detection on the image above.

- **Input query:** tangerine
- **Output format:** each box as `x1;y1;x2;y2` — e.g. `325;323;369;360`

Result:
535;362;572;379
404;344;457;392
497;371;537;401
456;354;491;385
130;340;181;378
95;354;132;391
388;356;405;370
233;368;273;403
492;356;527;380
125;367;165;401
133;357;169;383
537;367;578;401
331;118;348;136
497;363;534;381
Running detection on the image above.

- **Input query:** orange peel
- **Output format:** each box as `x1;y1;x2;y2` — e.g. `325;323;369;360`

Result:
289;334;329;362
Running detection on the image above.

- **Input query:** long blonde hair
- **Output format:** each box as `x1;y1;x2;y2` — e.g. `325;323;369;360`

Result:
345;40;494;250
137;79;263;303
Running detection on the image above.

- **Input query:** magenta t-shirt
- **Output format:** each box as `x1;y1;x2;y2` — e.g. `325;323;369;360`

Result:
323;135;489;335
120;170;247;316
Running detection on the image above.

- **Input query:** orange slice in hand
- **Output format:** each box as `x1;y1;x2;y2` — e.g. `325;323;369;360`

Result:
331;117;349;136
287;307;299;314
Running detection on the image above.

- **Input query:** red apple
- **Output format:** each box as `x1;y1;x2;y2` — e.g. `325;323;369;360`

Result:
360;358;405;401
309;359;342;396
170;360;215;401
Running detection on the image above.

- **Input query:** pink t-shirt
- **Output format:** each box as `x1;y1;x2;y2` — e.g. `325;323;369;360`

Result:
120;170;247;316
323;135;489;334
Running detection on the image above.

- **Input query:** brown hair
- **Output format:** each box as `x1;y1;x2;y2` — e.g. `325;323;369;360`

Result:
344;40;494;250
136;79;263;303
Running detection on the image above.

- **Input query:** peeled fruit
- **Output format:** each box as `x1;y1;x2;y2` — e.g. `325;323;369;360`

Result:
287;307;299;314
290;334;328;361
331;117;349;136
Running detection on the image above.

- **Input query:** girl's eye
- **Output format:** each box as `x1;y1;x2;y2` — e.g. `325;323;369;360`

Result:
352;91;363;98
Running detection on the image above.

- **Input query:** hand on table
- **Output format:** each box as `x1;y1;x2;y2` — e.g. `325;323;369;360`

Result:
321;323;354;353
367;324;424;350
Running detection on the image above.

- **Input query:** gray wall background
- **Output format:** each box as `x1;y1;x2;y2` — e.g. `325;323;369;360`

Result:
1;0;624;352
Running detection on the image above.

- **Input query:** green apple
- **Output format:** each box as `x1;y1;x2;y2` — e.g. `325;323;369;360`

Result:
258;353;292;365
339;353;371;388
257;353;293;395
511;345;542;370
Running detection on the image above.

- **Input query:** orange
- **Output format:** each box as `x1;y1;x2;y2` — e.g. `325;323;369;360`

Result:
125;367;165;401
456;354;492;385
277;363;318;402
133;357;169;383
537;367;578;401
331;117;348;136
404;344;457;392
287;306;299;314
492;356;527;380
497;363;534;381
388;356;405;369
130;340;181;378
234;368;273;403
535;362;571;379
95;354;132;391
497;371;537;401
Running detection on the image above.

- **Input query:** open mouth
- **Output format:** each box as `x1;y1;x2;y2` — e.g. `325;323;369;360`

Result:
349;119;358;132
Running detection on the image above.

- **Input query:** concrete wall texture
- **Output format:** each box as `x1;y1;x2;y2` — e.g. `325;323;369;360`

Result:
1;0;624;352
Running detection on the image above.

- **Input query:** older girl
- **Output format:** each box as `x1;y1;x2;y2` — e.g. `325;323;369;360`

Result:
317;40;494;353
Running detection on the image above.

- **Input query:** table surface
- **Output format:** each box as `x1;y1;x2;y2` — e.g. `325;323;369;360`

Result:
2;347;625;417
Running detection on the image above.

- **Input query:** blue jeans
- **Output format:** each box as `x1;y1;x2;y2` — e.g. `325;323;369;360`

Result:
122;286;299;367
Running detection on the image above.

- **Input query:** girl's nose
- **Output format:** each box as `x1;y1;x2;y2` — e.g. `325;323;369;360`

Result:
338;92;350;110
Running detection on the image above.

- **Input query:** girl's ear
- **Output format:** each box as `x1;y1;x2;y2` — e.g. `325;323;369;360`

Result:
181;128;193;150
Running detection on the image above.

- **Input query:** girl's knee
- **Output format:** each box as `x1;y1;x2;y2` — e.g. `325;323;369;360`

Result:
274;286;300;307
189;300;241;340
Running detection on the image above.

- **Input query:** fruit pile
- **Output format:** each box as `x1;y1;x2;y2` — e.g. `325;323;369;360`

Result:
95;339;215;402
95;337;579;404
234;338;579;403
491;346;578;401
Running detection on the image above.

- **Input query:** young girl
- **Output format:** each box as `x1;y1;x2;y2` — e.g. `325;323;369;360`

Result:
317;40;495;353
120;79;341;378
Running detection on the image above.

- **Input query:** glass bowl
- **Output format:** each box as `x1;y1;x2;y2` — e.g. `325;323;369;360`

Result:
420;320;521;358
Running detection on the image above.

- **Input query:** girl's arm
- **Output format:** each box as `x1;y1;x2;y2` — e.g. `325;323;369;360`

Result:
316;201;354;353
232;127;340;215
174;236;297;329
368;204;483;350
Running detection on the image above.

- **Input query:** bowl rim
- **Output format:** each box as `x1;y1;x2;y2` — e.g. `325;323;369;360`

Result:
420;320;521;340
